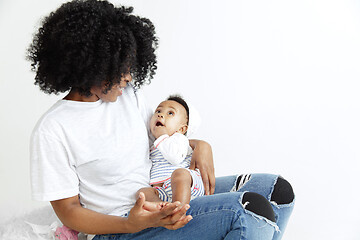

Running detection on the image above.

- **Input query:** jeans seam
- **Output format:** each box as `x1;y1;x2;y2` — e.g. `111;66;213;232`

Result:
190;207;242;219
190;205;246;238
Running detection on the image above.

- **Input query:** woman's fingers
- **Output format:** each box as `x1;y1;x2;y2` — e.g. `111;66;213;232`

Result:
159;203;190;226
202;166;215;195
203;179;209;195
190;140;215;195
129;199;192;231
163;215;193;230
157;201;181;218
198;165;215;195
209;171;216;195
201;169;210;195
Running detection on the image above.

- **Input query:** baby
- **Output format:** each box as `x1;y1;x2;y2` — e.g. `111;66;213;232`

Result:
138;95;204;205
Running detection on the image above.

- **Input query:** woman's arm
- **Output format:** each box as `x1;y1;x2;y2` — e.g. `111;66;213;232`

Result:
189;140;215;195
51;193;192;235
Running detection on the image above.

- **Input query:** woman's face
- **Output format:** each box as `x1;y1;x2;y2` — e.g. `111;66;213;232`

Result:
91;73;132;102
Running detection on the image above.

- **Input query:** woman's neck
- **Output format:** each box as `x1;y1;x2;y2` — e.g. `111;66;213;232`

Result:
63;89;100;102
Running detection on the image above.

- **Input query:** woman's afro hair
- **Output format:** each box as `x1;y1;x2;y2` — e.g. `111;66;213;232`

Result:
27;0;158;96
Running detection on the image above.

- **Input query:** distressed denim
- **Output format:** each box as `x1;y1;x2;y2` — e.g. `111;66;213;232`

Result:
94;174;294;240
215;174;295;240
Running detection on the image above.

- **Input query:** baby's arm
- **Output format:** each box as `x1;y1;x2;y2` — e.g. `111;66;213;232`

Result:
155;133;190;165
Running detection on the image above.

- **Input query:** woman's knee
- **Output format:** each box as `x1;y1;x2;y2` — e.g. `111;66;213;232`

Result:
270;176;295;205
242;192;276;222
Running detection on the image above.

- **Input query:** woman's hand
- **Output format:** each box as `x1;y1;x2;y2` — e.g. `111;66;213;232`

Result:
189;140;215;195
126;192;192;233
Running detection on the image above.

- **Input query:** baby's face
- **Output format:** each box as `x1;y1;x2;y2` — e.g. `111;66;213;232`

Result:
150;100;188;139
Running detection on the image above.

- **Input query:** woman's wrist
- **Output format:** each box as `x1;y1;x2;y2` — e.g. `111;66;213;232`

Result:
123;218;137;233
189;140;212;155
189;139;200;149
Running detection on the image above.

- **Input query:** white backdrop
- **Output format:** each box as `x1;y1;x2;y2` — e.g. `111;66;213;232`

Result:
1;0;360;239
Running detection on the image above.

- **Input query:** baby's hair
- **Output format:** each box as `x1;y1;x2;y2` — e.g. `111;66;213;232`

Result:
167;95;189;125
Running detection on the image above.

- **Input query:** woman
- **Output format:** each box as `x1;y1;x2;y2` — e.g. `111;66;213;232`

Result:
28;0;294;239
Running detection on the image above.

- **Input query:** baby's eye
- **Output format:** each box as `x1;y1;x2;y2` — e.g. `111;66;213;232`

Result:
168;111;174;116
155;110;161;114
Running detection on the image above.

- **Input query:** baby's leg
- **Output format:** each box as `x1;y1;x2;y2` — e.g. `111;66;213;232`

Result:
136;187;162;202
171;168;192;204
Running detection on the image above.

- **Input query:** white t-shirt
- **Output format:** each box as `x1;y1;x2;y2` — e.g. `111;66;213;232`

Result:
30;85;153;216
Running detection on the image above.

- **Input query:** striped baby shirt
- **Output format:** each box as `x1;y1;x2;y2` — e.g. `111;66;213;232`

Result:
149;133;192;185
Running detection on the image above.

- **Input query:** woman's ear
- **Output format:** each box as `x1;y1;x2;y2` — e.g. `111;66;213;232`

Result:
178;125;188;135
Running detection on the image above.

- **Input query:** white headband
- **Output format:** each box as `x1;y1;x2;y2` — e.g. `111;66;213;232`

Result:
186;103;201;138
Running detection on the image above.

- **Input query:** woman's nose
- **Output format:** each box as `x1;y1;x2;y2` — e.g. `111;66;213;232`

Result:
122;73;132;83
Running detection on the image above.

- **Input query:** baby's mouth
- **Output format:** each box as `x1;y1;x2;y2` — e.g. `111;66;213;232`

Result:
155;121;164;127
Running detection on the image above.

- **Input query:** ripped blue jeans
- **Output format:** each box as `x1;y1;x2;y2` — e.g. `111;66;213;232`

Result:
94;174;294;240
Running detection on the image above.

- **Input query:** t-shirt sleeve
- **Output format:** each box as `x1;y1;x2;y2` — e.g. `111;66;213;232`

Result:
30;131;79;201
145;106;155;147
133;87;155;146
